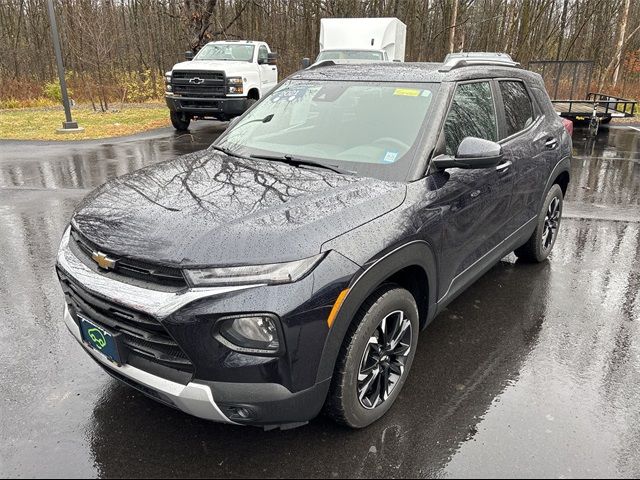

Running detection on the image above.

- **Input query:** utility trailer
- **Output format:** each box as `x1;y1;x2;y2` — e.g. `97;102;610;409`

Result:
528;60;637;135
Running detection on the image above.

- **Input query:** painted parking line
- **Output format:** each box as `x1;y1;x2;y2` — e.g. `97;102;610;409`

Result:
627;126;640;132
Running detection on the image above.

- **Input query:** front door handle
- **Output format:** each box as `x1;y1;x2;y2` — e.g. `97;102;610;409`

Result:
496;160;513;172
545;137;558;149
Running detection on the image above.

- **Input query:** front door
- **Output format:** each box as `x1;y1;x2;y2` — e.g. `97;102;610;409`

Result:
258;45;278;94
432;80;516;300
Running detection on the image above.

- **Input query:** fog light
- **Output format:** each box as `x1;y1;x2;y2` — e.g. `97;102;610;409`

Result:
222;405;256;421
215;314;282;355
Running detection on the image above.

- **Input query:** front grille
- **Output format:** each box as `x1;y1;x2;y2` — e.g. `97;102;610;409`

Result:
58;270;194;379
70;228;187;289
171;70;226;98
173;85;226;97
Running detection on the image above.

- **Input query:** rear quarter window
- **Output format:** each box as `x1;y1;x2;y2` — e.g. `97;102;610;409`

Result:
499;81;534;137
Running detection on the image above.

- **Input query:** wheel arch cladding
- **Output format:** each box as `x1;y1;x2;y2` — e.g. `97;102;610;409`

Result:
315;241;438;384
542;157;570;207
554;169;570;196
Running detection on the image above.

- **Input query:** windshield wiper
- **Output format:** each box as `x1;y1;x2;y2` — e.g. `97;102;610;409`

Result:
250;154;355;175
210;144;250;160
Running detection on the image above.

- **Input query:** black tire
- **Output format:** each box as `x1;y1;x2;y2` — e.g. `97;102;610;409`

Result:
515;184;564;262
324;285;419;428
246;97;258;109
170;111;191;131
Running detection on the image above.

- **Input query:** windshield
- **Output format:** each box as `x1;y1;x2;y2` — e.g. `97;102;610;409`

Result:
194;43;255;62
216;80;438;181
316;50;385;62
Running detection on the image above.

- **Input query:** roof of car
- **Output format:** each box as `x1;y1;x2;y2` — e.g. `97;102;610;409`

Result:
291;61;542;84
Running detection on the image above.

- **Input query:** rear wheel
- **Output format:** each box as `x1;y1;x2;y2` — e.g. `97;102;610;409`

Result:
515;184;564;262
324;285;419;428
170;111;191;131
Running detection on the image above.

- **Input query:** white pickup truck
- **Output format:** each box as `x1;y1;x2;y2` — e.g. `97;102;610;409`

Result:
165;40;278;131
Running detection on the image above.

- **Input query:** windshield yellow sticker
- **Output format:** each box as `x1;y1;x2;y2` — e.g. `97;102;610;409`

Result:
394;88;421;97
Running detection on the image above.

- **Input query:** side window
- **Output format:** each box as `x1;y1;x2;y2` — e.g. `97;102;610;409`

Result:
444;82;497;156
499;81;534;137
258;46;269;64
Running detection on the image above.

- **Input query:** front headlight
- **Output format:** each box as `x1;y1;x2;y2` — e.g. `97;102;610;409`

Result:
164;71;172;84
184;253;325;287
226;76;244;94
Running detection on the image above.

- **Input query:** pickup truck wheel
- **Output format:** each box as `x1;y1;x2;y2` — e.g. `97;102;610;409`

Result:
246;98;257;108
324;285;419;428
515;184;564;262
170;111;191;131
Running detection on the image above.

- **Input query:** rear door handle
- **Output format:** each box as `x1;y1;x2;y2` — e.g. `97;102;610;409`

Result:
496;160;512;172
545;137;558;149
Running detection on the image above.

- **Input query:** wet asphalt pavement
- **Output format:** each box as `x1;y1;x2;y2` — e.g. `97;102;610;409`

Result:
1;123;639;478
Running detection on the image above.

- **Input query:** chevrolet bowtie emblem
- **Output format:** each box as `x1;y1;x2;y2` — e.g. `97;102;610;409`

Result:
189;77;205;85
91;251;117;270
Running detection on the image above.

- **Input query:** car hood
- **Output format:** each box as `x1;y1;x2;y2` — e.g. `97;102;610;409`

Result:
71;150;406;267
172;60;258;74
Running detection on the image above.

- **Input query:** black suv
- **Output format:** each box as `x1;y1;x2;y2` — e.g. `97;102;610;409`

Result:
56;53;571;429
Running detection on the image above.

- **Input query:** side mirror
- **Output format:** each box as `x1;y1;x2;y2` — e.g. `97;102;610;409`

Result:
432;137;503;170
267;52;278;65
185;51;195;61
301;57;311;69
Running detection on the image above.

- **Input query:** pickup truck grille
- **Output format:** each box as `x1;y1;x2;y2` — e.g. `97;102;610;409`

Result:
58;269;194;381
171;70;226;97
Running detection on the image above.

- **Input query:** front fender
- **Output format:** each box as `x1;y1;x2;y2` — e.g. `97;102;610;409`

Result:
242;71;261;94
315;241;438;384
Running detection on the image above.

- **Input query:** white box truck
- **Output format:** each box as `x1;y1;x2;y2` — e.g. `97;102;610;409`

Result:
315;17;407;64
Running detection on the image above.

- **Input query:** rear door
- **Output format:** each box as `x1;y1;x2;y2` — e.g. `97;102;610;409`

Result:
433;80;516;300
495;79;548;228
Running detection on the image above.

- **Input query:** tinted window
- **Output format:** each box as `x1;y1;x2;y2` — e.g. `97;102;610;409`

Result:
499;81;534;137
258;45;268;63
444;82;497;156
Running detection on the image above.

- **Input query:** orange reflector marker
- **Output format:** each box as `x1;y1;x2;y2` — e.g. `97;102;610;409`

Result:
327;288;349;328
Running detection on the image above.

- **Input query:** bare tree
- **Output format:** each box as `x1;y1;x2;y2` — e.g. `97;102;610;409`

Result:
1;0;640;105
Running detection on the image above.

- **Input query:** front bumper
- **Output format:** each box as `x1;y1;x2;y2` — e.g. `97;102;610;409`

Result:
165;94;247;117
63;305;237;424
56;227;356;426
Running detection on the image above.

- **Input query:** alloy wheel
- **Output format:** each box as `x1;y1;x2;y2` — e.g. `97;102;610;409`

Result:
357;310;412;410
542;196;561;250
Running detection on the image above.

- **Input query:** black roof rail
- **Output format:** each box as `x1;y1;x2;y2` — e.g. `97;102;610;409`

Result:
439;52;520;72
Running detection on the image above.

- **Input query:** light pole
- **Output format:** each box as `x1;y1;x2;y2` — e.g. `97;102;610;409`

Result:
46;0;83;133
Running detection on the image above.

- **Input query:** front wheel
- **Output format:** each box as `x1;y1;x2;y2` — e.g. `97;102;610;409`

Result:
170;111;191;131
324;285;419;428
515;184;564;262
